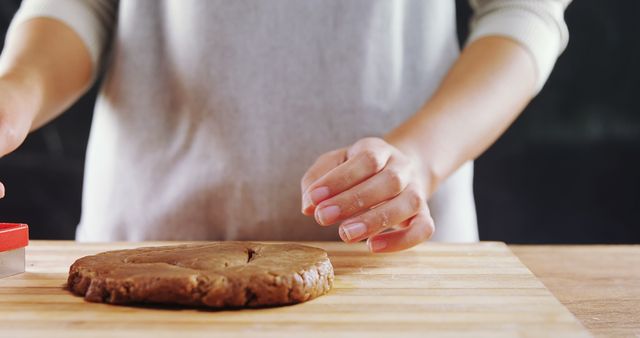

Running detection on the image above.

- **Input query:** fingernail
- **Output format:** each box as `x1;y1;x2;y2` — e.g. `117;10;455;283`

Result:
309;186;330;205
369;239;387;252
315;205;341;225
341;222;367;241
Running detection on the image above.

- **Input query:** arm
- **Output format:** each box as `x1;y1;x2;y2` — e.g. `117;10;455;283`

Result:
386;36;535;195
301;0;571;252
0;18;93;135
0;18;92;198
0;0;116;198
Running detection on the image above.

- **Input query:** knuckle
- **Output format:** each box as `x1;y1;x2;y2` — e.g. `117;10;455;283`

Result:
355;137;382;148
317;148;343;163
406;188;425;212
360;149;385;173
329;148;346;159
316;151;333;162
384;168;405;194
341;171;354;187
423;215;436;240
349;191;366;212
427;215;435;230
375;209;391;229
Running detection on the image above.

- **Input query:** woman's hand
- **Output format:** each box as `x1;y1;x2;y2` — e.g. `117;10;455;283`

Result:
0;17;96;199
0;75;40;199
301;137;434;253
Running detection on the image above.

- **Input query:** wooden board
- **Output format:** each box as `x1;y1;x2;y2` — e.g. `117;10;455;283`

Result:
0;241;589;337
512;245;640;338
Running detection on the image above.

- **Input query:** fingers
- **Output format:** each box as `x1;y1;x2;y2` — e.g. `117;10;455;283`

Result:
300;149;347;215
0;182;4;199
301;137;434;252
313;156;411;225
337;184;425;242
302;138;393;215
367;208;435;253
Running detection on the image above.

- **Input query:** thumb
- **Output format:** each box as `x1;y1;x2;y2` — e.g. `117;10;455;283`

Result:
0;121;17;200
0;115;31;200
0;113;29;157
0;76;37;158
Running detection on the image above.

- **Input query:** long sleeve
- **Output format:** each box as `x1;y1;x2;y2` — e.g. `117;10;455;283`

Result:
7;0;118;81
467;0;571;92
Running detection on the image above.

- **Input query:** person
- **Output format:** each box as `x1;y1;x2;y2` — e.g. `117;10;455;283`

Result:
0;0;571;252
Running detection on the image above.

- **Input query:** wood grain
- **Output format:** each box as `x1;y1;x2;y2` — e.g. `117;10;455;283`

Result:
0;241;588;337
512;245;640;338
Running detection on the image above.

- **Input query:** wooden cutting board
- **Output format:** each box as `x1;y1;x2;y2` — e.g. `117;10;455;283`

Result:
0;241;589;337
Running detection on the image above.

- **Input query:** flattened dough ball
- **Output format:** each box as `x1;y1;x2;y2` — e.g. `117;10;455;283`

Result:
67;242;334;308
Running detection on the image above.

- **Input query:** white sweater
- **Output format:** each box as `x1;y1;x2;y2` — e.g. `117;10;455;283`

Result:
10;0;570;242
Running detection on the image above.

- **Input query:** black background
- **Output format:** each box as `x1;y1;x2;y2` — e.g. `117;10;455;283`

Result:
1;1;638;243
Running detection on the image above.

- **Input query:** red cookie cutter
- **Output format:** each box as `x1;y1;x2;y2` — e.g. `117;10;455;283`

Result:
0;223;29;278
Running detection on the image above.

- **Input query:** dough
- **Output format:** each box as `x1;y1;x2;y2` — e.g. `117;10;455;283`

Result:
67;242;334;308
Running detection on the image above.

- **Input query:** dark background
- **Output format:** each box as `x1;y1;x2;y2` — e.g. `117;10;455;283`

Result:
0;1;638;243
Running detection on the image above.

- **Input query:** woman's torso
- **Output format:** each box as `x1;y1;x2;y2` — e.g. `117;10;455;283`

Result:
77;0;478;242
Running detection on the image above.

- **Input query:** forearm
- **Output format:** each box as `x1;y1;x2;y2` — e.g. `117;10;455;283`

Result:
0;18;93;130
386;36;536;195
